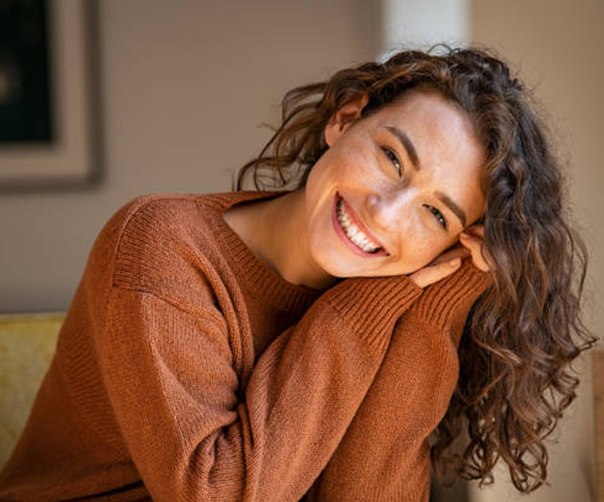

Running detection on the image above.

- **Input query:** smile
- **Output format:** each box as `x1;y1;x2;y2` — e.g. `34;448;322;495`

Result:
333;194;388;256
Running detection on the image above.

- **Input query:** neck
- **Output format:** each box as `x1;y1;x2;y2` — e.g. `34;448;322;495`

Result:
224;189;336;290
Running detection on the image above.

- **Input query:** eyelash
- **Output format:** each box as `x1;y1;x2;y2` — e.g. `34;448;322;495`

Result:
381;146;403;175
381;146;448;230
424;204;448;230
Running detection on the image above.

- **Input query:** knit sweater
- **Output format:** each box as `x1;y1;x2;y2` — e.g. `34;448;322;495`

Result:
0;191;491;501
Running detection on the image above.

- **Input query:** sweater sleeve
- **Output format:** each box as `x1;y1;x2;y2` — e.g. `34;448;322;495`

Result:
303;260;492;502
98;272;422;502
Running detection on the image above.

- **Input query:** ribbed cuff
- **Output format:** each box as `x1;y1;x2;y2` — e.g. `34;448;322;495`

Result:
412;259;493;331
322;275;422;349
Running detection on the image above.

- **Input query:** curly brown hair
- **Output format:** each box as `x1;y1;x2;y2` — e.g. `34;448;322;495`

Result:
236;46;597;493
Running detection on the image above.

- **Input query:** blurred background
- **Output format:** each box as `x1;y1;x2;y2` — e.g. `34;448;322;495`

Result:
0;0;602;500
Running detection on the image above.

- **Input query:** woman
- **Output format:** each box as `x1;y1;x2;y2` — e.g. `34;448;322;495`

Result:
0;47;594;501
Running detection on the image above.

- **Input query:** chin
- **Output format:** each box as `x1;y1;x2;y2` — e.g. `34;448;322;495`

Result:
315;252;386;279
308;245;351;279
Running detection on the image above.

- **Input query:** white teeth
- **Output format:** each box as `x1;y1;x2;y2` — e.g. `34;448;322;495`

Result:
336;199;381;253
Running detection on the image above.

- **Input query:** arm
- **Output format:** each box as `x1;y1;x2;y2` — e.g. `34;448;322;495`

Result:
98;273;422;502
303;260;492;501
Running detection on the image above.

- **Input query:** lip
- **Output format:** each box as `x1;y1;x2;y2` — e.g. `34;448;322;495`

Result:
331;192;389;257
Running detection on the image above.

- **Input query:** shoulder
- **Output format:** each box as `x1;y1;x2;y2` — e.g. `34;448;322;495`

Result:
113;193;209;246
94;194;203;242
83;190;282;311
87;193;242;308
92;194;209;266
107;191;275;246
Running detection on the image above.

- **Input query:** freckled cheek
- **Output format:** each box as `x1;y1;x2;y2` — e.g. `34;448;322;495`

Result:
333;145;378;177
313;138;380;185
393;220;445;268
307;151;356;190
331;158;367;183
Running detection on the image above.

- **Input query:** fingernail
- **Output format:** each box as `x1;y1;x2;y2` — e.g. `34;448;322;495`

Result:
449;258;461;267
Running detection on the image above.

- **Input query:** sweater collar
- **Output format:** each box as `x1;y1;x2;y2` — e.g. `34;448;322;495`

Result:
198;191;323;315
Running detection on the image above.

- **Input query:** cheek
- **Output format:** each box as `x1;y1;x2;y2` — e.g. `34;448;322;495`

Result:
311;141;375;183
394;222;452;270
404;240;440;269
305;152;340;199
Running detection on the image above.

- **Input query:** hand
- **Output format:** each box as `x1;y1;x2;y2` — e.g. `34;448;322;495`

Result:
409;225;494;288
459;224;494;272
408;246;470;288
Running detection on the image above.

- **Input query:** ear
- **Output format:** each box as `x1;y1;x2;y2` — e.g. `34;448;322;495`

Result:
324;94;369;147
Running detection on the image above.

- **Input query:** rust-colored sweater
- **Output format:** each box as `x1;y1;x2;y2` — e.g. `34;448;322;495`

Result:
0;191;490;501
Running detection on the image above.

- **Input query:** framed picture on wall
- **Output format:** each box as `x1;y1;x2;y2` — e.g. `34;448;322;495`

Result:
0;0;101;191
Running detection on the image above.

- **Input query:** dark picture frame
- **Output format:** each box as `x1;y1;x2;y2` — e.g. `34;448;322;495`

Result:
0;0;101;192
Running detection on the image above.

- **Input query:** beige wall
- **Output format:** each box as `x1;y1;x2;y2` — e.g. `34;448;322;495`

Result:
469;1;604;501
0;0;378;313
2;1;601;499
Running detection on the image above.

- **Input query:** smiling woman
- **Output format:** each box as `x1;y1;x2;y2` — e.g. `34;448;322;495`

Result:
0;46;595;501
234;46;596;493
302;88;486;282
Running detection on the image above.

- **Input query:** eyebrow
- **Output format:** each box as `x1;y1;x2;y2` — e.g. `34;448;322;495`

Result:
381;125;468;228
434;191;467;228
383;126;420;170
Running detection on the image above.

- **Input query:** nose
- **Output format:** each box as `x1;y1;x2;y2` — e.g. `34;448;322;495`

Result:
365;189;414;232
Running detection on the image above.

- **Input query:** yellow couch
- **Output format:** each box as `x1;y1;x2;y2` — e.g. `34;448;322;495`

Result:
0;313;63;469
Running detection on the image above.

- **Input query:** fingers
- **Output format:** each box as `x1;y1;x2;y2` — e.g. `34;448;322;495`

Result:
409;223;493;288
430;245;470;265
465;224;484;238
459;225;492;272
409;256;462;288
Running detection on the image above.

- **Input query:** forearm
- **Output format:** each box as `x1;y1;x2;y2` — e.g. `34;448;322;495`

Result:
101;276;422;502
304;260;492;501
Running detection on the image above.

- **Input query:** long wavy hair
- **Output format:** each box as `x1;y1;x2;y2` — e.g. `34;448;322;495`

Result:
235;46;597;492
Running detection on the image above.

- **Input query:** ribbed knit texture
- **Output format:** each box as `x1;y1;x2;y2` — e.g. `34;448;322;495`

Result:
0;192;491;501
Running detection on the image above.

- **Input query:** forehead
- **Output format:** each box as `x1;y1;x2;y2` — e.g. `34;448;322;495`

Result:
372;88;472;135
372;89;483;160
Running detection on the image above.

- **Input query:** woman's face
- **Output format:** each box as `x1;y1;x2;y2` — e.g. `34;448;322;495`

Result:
303;88;486;279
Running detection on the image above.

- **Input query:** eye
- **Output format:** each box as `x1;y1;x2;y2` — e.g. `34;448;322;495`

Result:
423;204;448;230
381;146;402;175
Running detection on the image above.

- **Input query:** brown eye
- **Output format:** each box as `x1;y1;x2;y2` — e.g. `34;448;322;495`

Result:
381;147;402;175
423;204;448;230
